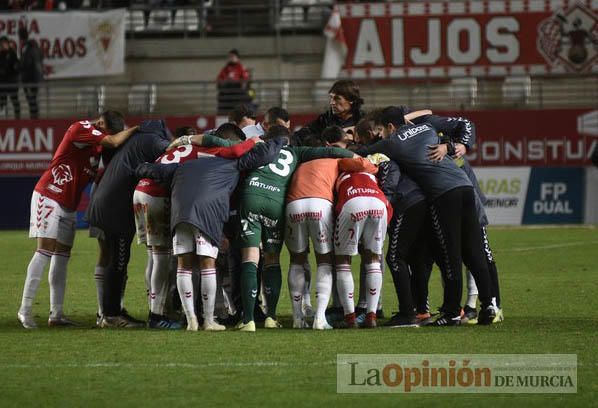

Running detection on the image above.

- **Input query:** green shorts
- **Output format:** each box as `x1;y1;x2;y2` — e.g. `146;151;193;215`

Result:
239;194;285;253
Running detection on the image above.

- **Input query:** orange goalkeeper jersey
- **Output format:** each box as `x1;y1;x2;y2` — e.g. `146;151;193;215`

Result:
287;157;376;203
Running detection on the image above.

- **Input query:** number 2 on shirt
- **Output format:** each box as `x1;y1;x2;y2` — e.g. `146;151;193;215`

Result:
268;149;294;177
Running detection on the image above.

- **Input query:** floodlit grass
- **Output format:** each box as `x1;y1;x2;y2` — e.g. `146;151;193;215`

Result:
0;227;596;407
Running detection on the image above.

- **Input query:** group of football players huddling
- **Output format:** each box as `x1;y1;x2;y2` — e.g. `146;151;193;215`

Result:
18;80;503;331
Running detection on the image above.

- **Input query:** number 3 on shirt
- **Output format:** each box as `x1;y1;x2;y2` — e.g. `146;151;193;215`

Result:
269;150;294;177
161;145;193;164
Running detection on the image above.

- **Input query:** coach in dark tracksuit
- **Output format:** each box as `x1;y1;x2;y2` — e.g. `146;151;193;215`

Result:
361;107;495;325
87;120;171;327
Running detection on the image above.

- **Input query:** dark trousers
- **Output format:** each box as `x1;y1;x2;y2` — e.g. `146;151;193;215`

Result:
24;84;39;119
429;186;492;316
103;232;133;317
482;226;501;308
0;85;20;118
386;200;430;317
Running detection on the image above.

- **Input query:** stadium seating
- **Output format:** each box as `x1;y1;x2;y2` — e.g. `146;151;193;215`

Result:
126;10;146;32
76;85;106;116
147;10;173;31
173;9;201;31
502;76;532;106
128;84;158;114
450;77;478;108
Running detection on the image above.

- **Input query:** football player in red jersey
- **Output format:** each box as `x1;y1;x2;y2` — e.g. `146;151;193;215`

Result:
18;111;138;329
333;158;394;329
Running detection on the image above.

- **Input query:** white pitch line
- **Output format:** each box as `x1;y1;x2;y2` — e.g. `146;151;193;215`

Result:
505;240;598;252
0;361;337;369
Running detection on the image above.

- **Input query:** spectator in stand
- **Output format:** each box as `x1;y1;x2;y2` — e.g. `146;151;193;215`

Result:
19;27;43;119
217;49;250;114
0;36;20;118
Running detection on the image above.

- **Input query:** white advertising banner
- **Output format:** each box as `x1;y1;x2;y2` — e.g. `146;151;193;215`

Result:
473;167;531;225
0;9;125;79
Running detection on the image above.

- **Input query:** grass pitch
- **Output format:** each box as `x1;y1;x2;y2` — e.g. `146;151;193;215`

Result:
0;227;597;407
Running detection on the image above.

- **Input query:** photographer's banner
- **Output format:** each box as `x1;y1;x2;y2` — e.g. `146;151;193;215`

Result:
323;1;598;79
0;9;125;78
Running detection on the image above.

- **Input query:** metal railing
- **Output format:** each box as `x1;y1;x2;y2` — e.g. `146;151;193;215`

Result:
1;75;596;120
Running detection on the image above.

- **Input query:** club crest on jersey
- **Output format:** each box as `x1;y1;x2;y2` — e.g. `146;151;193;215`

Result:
537;3;598;73
51;164;73;186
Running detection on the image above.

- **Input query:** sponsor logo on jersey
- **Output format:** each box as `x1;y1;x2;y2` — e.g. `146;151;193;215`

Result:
397;124;430;141
47;184;63;193
350;209;385;222
347;186;378;197
51;164;73;186
289;211;323;223
249;177;282;193
248;211;278;228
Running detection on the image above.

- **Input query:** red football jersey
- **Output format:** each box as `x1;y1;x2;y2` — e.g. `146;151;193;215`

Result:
335;171;393;223
34;121;106;211
135;139;257;197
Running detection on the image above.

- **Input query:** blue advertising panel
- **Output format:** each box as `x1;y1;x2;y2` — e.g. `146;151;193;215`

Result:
522;168;585;224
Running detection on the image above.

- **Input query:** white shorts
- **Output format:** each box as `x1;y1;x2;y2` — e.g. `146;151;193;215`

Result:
334;196;387;256
133;190;171;247
285;198;334;254
172;223;219;258
29;191;76;247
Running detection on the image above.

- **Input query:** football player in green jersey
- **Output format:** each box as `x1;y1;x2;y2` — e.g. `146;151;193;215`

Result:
236;125;356;331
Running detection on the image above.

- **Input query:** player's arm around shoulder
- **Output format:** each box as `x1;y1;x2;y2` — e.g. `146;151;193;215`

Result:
100;125;139;148
294;146;354;163
337;156;378;174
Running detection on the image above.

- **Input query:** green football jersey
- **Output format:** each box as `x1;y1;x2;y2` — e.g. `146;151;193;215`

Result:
241;145;353;203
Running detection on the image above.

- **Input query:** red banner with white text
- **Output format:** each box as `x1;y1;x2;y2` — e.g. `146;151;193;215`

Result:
0;108;597;175
325;1;598;79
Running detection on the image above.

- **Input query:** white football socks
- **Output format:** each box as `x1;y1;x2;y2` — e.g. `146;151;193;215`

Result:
365;262;382;314
335;263;354;315
48;251;70;319
200;268;217;324
288;263;305;320
302;261;312;307
314;263;333;321
94;265;105;316
20;249;52;315
144;247;153;308
466;270;478;309
150;249;171;316
177;268;195;322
